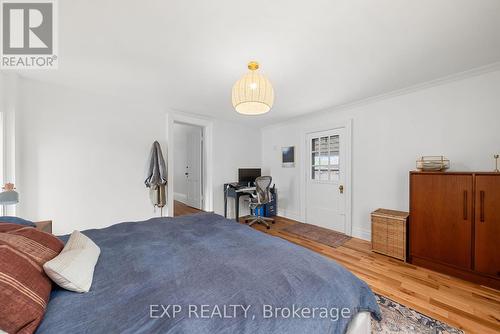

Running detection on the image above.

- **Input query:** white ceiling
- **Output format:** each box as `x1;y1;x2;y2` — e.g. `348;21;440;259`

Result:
17;0;500;125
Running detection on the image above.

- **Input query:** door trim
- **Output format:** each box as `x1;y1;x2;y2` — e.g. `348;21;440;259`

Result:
185;124;203;209
166;111;214;216
299;119;352;236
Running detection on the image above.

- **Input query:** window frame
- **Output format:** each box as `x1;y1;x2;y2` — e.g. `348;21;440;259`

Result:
310;134;340;184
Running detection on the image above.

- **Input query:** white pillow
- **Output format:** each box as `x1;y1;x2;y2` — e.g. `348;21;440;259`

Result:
43;230;101;293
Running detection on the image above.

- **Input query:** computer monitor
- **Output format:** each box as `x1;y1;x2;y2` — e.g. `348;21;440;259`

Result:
238;168;261;184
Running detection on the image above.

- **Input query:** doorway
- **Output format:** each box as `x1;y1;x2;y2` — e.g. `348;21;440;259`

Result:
305;126;351;234
173;122;204;213
166;112;214;217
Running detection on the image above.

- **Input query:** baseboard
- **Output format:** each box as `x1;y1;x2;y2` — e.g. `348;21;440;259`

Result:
174;192;187;203
352;226;371;241
278;210;372;241
277;210;303;222
411;255;500;290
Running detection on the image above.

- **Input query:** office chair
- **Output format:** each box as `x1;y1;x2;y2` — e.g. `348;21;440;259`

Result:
244;176;274;229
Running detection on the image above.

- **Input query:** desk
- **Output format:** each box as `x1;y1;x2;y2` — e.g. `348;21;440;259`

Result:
224;184;277;221
224;183;255;221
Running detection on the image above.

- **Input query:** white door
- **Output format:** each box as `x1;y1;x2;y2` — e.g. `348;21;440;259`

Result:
186;127;203;209
306;128;346;233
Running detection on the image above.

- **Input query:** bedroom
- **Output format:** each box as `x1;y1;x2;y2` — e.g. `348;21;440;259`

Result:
0;0;499;333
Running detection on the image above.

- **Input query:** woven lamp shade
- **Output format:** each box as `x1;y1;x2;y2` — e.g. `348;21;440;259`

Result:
232;62;274;115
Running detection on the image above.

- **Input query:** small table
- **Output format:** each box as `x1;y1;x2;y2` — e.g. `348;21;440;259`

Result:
224;184;256;221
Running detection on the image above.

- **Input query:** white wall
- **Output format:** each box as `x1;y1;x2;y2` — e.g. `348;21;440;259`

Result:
0;73;6;186
16;78;166;234
0;73;18;216
212;119;262;219
15;78;261;234
262;69;500;240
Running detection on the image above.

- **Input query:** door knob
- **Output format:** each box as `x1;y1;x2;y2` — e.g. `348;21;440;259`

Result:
339;185;344;194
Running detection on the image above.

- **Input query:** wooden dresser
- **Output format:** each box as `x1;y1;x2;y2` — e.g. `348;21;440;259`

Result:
409;171;500;289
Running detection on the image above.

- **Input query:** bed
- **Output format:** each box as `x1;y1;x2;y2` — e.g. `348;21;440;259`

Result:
37;213;380;334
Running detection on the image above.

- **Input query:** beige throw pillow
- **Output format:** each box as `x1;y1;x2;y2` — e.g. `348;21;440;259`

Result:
43;230;100;293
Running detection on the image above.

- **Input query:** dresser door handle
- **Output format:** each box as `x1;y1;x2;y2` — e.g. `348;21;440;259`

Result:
463;190;468;220
480;191;485;222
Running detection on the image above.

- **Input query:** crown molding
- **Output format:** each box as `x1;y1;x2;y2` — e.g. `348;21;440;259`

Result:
264;61;500;130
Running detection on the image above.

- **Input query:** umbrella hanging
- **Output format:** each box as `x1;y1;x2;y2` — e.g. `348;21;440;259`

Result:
145;141;167;215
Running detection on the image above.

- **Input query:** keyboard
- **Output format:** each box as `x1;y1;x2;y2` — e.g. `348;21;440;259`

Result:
235;187;256;193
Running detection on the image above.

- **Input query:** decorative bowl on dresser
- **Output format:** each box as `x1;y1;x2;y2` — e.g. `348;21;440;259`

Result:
416;155;450;171
409;171;500;289
371;209;409;261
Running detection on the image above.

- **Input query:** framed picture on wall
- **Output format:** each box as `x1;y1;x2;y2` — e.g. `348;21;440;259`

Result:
282;146;295;167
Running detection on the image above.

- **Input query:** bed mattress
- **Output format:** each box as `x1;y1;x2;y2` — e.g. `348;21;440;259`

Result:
37;213;380;333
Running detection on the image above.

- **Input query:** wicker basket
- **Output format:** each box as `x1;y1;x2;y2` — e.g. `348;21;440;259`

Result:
371;209;409;261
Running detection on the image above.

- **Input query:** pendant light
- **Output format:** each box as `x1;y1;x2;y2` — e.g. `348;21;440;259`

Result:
232;61;274;115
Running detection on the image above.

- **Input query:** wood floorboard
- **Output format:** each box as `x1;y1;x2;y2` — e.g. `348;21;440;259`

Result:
173;201;500;334
174;200;203;216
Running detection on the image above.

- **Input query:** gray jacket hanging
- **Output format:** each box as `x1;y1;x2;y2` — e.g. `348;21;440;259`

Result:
145;141;167;208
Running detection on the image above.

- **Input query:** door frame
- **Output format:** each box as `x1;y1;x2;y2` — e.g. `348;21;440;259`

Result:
299;119;352;236
166;112;214;216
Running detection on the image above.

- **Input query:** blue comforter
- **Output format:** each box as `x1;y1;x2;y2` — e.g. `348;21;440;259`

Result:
37;213;380;334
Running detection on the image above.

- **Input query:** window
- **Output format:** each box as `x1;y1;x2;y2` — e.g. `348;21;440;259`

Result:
311;135;339;182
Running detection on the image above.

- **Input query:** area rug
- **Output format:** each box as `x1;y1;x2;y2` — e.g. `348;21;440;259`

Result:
281;223;351;248
373;294;464;334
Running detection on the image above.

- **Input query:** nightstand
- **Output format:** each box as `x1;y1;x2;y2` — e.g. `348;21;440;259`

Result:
35;220;52;234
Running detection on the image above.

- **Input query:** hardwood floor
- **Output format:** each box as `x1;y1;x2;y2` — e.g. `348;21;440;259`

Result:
174;200;203;216
173;201;500;334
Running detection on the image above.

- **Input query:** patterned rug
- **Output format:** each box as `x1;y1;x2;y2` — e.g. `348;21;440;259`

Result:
281;223;351;248
373;294;464;334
